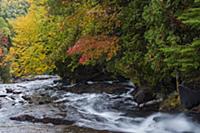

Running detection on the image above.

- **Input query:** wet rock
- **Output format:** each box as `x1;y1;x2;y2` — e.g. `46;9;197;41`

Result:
1;76;200;133
53;79;69;87
159;92;182;111
16;85;27;89
6;88;13;93
186;112;200;124
179;84;200;109
191;107;200;113
0;125;63;133
62;125;116;133
13;91;22;94
62;82;133;94
134;88;155;104
10;115;74;125
13;75;60;83
0;95;7;97
23;94;52;105
6;88;22;94
22;95;31;101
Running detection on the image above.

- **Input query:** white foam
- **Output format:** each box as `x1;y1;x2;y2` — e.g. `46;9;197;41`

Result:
0;75;60;90
1;77;200;133
59;92;200;133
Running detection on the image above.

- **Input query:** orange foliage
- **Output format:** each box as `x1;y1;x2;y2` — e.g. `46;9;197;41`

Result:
67;35;119;64
0;48;3;57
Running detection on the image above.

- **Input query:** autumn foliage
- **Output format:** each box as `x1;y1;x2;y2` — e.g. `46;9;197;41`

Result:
0;31;9;57
3;0;200;92
67;35;119;64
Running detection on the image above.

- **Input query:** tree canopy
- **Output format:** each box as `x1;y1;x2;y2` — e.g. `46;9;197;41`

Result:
1;0;199;92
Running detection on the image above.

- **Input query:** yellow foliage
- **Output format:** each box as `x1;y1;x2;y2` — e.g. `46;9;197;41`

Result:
7;0;55;77
0;48;3;57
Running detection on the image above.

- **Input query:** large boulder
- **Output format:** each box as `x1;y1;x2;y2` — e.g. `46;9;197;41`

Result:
133;86;155;104
178;84;200;109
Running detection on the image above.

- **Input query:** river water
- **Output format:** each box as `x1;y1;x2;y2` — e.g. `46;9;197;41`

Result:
0;75;200;133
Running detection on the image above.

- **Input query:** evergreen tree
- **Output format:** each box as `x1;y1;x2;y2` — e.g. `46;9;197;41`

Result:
162;0;200;87
111;0;150;86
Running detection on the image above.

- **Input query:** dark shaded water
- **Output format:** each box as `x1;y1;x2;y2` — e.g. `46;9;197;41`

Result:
0;75;200;133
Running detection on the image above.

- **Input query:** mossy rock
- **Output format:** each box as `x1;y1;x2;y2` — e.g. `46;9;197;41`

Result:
159;92;183;111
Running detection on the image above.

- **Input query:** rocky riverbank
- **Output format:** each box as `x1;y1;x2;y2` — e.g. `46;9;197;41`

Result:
0;75;200;133
0;75;131;133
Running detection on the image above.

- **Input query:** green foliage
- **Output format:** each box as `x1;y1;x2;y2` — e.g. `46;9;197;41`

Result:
0;17;10;82
110;0;200;88
178;0;200;29
161;0;200;79
47;0;121;71
0;0;29;19
5;0;200;90
111;0;150;85
0;17;10;35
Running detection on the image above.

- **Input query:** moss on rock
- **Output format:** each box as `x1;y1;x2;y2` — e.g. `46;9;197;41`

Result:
159;92;183;111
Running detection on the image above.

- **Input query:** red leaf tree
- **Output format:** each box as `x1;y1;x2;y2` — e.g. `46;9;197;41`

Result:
0;31;9;57
67;35;119;64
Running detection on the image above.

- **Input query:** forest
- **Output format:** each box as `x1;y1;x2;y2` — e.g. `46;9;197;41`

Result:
0;0;200;132
0;0;200;109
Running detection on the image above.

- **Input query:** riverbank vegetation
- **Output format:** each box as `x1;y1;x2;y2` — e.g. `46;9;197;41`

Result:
0;0;199;105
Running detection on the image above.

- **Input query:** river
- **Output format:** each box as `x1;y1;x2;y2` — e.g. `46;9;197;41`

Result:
0;75;200;133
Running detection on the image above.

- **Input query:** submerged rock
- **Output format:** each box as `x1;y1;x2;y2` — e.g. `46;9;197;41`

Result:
10;115;74;125
134;89;155;104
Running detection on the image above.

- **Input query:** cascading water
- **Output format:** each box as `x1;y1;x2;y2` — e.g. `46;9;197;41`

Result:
0;76;200;133
54;90;200;133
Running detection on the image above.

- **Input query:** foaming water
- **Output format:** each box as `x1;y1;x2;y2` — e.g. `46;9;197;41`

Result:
55;90;200;133
0;75;59;90
0;77;200;133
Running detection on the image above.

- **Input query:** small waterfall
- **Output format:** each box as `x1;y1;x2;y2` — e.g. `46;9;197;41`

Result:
0;76;200;133
55;85;200;133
